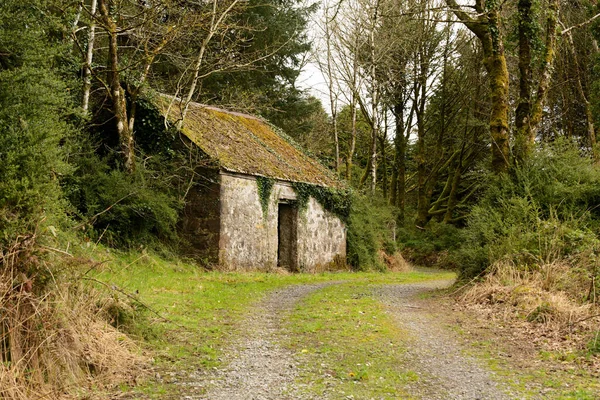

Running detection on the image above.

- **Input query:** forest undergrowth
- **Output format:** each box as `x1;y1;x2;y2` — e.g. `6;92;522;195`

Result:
405;143;600;368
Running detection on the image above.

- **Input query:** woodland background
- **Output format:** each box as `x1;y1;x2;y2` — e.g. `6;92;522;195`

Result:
1;0;600;397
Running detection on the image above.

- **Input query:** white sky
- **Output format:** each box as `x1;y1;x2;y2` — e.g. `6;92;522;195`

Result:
295;0;332;110
297;61;330;107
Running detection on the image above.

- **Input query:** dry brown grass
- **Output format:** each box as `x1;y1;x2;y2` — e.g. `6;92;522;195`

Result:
0;239;144;399
459;261;598;345
379;250;413;272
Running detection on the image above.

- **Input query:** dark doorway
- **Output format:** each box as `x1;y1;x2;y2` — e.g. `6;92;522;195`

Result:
277;202;298;271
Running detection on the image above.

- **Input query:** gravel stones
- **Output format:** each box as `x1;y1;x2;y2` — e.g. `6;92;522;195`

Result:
194;283;335;400
376;281;516;400
180;279;519;400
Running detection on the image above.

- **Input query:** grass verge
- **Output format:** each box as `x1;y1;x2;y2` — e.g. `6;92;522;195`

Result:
446;304;600;399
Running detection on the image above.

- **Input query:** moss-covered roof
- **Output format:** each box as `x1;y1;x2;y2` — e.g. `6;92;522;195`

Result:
156;96;341;188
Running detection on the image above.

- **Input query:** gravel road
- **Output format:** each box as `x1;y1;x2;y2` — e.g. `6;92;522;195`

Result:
377;280;516;400
180;279;518;400
190;283;336;400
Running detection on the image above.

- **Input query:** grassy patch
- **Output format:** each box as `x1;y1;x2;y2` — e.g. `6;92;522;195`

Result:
89;250;452;397
284;271;453;399
463;328;600;399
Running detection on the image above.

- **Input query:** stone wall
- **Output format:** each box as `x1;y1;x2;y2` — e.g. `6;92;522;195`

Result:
218;172;346;271
297;197;347;271
219;173;277;269
180;168;221;265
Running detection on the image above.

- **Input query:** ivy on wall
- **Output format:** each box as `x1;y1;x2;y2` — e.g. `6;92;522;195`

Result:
256;176;275;218
291;182;352;222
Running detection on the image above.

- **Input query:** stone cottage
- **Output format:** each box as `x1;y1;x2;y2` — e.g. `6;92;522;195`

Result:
157;97;347;271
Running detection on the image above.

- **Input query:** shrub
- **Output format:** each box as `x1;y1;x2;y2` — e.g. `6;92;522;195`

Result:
457;141;600;283
0;68;71;250
398;221;463;268
346;194;396;270
64;151;182;247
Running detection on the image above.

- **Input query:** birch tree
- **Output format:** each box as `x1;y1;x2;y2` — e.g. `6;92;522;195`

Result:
314;4;342;173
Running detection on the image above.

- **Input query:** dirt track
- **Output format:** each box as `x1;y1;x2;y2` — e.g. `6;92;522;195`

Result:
377;281;515;399
183;280;515;399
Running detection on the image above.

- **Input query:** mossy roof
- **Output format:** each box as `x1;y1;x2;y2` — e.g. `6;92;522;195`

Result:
156;96;341;188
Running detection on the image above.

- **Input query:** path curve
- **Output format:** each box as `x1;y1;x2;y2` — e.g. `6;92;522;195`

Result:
377;280;515;400
181;279;518;400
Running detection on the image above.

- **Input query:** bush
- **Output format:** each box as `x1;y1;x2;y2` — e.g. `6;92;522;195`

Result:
64;151;182;247
398;221;463;268
457;141;600;280
346;194;396;270
0;68;71;249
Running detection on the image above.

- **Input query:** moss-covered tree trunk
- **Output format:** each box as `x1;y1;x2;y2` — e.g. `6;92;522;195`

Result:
446;0;509;174
563;18;599;162
99;0;135;173
483;10;510;174
514;0;533;163
527;0;559;156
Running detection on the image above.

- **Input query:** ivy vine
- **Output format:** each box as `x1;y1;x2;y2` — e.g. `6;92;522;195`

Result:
291;182;352;222
256;176;274;218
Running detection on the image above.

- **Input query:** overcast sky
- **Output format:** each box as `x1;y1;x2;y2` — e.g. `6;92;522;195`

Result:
297;61;330;106
294;0;332;109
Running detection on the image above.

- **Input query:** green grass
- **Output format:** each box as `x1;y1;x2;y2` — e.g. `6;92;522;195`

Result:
465;337;600;399
283;272;453;399
86;250;453;397
85;250;599;400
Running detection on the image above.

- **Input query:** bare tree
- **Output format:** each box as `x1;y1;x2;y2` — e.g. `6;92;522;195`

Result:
329;5;365;181
314;4;342;173
177;0;243;127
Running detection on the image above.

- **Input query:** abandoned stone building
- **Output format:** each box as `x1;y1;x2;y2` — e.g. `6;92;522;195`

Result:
157;97;347;271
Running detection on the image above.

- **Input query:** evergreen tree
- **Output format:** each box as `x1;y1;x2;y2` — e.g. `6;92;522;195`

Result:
0;0;74;248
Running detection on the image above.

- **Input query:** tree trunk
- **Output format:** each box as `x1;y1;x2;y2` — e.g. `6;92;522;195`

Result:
444;142;465;223
446;0;510;174
563;22;598;162
529;0;559;144
82;0;97;113
380;113;388;199
99;0;135;173
346;100;358;180
514;0;533;163
484;45;510;173
390;102;404;207
415;108;428;227
322;8;340;174
415;50;429;227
